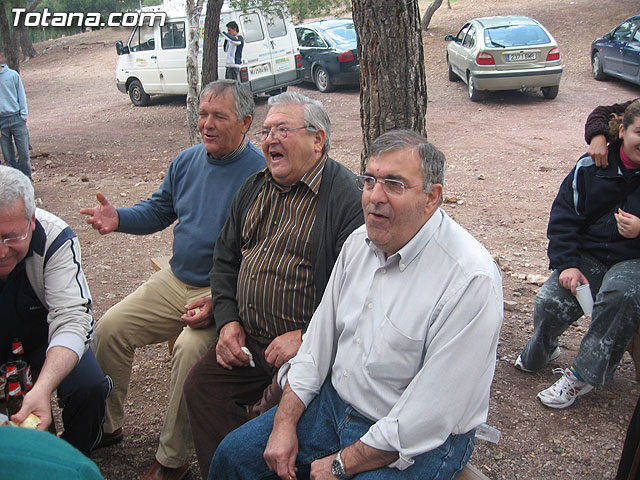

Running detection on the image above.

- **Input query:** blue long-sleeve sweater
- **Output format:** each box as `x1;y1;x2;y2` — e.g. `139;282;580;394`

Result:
116;141;265;286
0;64;27;118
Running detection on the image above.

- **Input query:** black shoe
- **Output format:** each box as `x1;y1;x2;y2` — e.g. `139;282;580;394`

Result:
95;427;123;449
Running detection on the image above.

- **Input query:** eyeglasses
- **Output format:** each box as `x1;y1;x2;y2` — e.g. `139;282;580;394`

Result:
355;174;421;196
258;125;313;141
1;218;31;246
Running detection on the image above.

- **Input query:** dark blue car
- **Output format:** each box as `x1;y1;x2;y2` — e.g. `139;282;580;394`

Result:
295;19;359;92
591;14;640;86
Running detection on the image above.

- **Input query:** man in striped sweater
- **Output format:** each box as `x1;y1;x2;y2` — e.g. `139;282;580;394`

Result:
184;91;364;478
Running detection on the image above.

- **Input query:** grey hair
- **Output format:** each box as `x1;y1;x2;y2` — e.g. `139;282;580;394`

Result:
266;91;331;155
0;165;35;219
200;79;255;121
367;130;445;202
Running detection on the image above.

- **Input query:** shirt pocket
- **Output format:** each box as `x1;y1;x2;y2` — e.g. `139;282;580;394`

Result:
364;315;424;389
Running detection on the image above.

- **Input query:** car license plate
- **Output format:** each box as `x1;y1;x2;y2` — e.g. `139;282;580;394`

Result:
250;63;270;76
506;52;536;62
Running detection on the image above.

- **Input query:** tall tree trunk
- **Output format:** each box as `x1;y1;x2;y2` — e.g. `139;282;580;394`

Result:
421;0;443;31
201;0;224;87
15;24;35;59
185;0;205;146
352;0;427;171
0;2;19;70
15;0;42;60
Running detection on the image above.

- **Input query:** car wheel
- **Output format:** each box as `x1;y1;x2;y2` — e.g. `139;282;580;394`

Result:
128;79;150;106
447;58;458;82
467;74;482;102
314;67;334;93
592;52;606;81
541;85;559;100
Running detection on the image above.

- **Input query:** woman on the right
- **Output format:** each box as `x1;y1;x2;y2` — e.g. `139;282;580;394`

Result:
514;99;640;412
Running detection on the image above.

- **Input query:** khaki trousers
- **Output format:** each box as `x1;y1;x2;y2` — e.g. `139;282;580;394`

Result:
95;267;217;467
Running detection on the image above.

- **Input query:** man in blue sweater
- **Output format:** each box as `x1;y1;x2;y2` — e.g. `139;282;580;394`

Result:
0;54;31;179
80;80;265;480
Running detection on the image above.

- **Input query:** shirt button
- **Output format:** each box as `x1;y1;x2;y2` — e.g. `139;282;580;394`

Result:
355;338;361;344
343;371;348;377
381;269;386;274
251;274;256;279
367;303;374;309
248;303;253;309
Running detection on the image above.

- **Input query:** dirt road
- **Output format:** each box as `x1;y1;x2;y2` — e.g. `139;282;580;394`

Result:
18;0;640;478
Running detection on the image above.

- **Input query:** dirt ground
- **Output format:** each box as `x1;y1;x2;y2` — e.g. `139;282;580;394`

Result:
17;0;640;478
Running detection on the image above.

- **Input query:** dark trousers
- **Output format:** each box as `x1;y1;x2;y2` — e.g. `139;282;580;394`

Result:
225;67;240;80
184;334;276;479
618;395;640;480
28;346;111;456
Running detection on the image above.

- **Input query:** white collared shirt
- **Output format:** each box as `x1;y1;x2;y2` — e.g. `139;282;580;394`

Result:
281;209;503;470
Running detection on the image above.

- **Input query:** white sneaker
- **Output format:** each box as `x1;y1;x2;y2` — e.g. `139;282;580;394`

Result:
514;347;560;373
537;367;594;409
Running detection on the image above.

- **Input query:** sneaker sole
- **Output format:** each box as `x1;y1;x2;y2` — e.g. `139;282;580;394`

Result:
514;347;561;373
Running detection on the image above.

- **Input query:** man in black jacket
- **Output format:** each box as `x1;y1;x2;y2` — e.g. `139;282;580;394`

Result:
183;91;363;478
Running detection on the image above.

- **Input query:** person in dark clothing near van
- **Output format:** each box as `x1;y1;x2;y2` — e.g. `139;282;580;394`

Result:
221;21;244;80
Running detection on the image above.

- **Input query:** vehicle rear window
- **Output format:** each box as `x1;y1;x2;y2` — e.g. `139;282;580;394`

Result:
265;11;287;39
325;24;356;44
484;25;550;47
241;12;264;43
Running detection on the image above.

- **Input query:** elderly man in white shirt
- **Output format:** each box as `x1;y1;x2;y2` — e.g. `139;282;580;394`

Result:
208;130;504;480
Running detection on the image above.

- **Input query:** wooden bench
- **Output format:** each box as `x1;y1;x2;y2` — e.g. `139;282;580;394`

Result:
459;463;491;480
628;331;640;381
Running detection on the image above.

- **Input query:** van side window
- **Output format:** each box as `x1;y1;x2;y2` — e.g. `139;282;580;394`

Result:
265;11;287;38
161;22;186;49
130;25;155;52
241;13;264;43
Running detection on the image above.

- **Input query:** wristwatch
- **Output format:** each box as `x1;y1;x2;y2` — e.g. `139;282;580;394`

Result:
331;450;353;479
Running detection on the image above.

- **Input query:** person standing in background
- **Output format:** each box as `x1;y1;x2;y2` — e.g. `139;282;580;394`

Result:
0;53;31;179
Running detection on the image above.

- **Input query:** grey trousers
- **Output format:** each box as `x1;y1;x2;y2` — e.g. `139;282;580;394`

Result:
519;254;640;387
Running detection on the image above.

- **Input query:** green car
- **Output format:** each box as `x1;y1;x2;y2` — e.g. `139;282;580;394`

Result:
445;15;563;102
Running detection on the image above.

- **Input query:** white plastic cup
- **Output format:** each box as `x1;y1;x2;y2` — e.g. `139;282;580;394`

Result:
575;284;594;315
475;423;501;443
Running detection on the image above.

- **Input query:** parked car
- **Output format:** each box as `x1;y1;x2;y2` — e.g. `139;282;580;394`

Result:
445;16;563;101
294;18;359;92
591;14;640;86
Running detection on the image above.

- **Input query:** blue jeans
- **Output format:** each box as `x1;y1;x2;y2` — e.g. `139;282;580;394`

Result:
0;113;31;179
519;254;640;386
210;381;475;479
28;346;111;455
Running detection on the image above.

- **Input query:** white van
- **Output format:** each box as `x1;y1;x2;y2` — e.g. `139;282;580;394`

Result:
115;1;303;106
